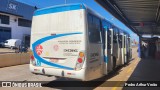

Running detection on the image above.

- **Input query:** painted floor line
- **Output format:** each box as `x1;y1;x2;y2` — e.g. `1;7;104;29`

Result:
111;80;122;90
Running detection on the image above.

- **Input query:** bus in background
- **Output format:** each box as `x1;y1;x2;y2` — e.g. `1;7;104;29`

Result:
30;3;132;81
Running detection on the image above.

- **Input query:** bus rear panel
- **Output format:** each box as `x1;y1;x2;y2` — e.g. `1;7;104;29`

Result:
30;4;87;80
30;3;132;81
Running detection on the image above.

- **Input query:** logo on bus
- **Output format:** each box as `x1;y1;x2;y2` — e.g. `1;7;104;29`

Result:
64;49;78;52
53;45;59;51
36;45;43;55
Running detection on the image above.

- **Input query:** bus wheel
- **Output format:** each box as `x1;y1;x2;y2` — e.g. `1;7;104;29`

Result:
55;76;60;79
10;46;14;50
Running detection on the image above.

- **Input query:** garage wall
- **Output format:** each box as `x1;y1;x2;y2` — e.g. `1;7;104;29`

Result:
0;13;31;41
0;26;11;42
0;53;30;67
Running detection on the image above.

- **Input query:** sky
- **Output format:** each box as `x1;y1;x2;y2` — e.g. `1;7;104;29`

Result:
16;0;139;42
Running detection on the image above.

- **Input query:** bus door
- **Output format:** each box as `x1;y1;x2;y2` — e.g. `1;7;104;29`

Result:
129;37;132;60
126;36;130;62
124;35;127;64
113;29;120;67
102;26;108;75
107;28;113;72
119;34;123;65
122;34;125;65
86;13;103;80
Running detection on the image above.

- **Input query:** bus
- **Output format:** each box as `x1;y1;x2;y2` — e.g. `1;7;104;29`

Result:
30;3;132;81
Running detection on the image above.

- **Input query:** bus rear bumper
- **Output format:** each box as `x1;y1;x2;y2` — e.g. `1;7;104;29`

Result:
30;64;86;81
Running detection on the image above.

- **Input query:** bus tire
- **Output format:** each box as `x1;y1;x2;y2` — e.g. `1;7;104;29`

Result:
10;46;14;50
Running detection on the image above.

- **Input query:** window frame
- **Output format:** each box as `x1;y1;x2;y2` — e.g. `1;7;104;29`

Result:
87;13;102;44
18;18;31;27
0;14;10;25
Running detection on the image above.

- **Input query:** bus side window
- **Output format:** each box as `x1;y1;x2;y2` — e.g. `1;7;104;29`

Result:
107;29;111;49
119;35;122;48
102;26;106;49
124;36;126;48
88;13;101;44
113;28;117;43
117;30;119;41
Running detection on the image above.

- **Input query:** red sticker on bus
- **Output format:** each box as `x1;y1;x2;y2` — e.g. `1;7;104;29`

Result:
36;45;43;55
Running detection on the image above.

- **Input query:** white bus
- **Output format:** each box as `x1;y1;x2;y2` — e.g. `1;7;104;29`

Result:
30;3;132;81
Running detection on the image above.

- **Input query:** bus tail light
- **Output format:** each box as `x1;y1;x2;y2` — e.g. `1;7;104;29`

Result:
30;54;36;66
31;55;34;61
78;58;83;63
75;52;85;70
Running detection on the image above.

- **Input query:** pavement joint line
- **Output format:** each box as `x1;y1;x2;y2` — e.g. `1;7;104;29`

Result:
111;80;122;90
127;60;137;73
134;60;138;64
127;67;132;73
111;48;137;90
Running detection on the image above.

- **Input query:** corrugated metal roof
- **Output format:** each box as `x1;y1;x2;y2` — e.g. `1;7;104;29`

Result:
95;0;160;36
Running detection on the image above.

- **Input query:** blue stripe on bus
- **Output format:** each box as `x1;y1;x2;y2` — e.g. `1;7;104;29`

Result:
34;4;86;16
104;56;108;63
32;32;82;70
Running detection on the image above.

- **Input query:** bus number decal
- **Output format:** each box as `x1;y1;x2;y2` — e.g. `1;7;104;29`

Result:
90;53;99;58
90;53;99;63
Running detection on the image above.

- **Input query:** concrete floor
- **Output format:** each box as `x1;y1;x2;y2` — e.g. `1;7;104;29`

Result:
0;47;160;90
122;58;160;90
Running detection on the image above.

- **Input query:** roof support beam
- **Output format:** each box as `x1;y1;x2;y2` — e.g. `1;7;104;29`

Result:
155;0;160;24
95;0;140;36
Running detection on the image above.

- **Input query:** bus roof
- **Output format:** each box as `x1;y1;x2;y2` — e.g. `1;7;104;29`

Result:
34;3;86;16
33;3;129;35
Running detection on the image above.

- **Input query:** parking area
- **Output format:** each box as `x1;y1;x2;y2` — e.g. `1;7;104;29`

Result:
1;47;155;90
0;48;15;54
0;47;30;68
1;0;160;90
0;47;159;90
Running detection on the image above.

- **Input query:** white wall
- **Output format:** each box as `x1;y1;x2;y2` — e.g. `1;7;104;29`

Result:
0;13;31;41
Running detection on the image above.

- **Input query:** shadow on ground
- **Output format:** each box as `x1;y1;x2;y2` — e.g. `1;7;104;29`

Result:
122;58;160;90
42;62;132;90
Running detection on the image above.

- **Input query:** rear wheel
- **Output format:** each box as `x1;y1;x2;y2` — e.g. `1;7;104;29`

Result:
10;46;14;49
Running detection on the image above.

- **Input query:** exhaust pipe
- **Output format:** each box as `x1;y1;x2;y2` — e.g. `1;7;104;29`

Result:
42;68;45;74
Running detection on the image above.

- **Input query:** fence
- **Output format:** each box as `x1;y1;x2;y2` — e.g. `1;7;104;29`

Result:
0;53;30;68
